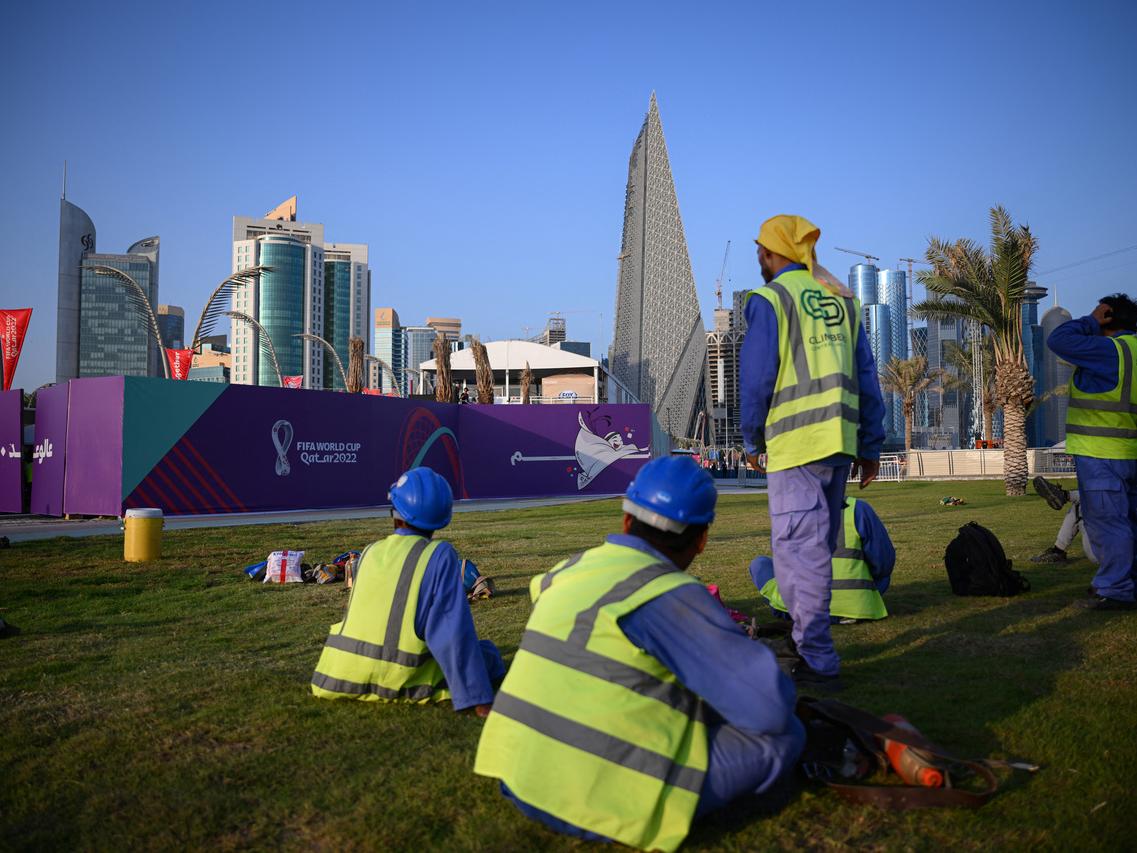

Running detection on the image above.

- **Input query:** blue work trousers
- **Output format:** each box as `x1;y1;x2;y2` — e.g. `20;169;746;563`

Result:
766;462;849;675
1075;456;1137;602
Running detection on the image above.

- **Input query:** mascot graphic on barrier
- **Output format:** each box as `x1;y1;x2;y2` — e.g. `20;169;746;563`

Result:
510;408;649;490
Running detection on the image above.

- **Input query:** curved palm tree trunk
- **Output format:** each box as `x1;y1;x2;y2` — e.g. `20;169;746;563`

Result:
346;337;364;394
996;361;1035;496
434;335;454;403
903;396;914;454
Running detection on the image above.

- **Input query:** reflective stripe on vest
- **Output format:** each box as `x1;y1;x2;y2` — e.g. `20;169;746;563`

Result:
760;501;887;621
475;542;707;853
1067;335;1137;459
311;535;450;703
751;270;861;471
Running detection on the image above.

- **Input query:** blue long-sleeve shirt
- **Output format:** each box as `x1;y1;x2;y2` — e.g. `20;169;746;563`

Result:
1047;314;1135;394
739;263;887;462
853;499;896;592
395;528;494;710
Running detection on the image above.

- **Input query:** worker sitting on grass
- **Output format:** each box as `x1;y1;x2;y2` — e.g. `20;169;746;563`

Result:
750;496;894;623
474;456;804;853
311;467;503;715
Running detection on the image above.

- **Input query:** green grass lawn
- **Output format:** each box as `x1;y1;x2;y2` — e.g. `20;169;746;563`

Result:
2;480;1134;851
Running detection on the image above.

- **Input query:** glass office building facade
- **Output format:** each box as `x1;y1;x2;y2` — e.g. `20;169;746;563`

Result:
374;308;405;395
78;256;157;377
404;326;437;394
157;305;184;349
849;263;878;306
323;259;352;390
257;237;306;385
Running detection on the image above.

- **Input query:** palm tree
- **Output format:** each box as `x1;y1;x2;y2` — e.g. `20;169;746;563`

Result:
879;356;943;453
913;205;1038;496
294;332;348;390
226;311;283;386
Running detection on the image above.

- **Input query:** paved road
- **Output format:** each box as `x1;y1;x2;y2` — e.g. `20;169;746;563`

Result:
0;483;765;544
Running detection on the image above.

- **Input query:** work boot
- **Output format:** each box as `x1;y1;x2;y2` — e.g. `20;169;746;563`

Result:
1030;546;1068;564
1076;595;1137;612
790;660;844;693
1032;476;1070;511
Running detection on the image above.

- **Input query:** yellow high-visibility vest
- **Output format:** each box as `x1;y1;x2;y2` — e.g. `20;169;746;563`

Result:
311;533;450;703
760;499;887;621
1066;334;1137;460
749;269;861;471
474;542;708;852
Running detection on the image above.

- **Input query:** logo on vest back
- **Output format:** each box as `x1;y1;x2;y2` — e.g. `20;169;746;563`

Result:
801;289;845;327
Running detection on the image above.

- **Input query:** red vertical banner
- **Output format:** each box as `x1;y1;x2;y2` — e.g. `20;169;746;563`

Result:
282;376;303;389
0;309;32;391
165;348;194;380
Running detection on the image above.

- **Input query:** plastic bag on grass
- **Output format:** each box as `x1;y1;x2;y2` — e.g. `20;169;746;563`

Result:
264;550;305;584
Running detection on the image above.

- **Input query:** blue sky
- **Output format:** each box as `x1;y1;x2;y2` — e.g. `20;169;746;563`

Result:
2;0;1135;390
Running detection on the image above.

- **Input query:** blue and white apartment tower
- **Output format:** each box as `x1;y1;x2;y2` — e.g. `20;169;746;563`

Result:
849;263;879;307
878;268;908;436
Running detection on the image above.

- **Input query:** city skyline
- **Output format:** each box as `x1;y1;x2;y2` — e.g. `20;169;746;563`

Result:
2;3;1135;391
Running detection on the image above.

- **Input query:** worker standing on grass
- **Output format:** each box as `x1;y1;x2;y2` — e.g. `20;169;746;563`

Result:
311;467;504;712
740;215;887;691
750;496;894;623
1047;294;1137;611
474;457;803;853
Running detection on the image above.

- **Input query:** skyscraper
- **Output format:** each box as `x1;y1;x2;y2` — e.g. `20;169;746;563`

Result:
1040;304;1073;446
427;317;462;344
849;263;879;307
57;198;162;381
706;325;745;447
610;94;711;441
878;269;908;436
1022;283;1049;446
231;198;368;388
864;303;894;437
731;289;751;332
404;325;437;393
323;243;370;391
157;305;185;349
374;307;405;395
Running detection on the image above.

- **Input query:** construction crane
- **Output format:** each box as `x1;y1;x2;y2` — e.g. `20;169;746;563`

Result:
834;246;880;265
714;240;731;310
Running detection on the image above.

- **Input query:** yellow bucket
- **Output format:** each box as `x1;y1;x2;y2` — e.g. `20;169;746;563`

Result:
124;508;163;562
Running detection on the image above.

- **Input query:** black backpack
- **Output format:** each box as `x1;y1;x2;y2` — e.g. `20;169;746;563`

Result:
944;522;1030;597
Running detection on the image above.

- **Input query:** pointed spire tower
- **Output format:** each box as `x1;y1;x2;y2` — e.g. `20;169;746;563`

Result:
611;94;712;442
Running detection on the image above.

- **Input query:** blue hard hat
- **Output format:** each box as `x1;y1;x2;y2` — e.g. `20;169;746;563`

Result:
623;456;716;532
388;467;454;531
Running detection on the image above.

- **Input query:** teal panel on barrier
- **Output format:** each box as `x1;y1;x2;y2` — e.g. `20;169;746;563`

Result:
122;378;226;500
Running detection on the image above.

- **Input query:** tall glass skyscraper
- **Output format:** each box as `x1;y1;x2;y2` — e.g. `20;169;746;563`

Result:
374;308;405;395
323;256;352;390
1040;304;1073;446
231;200;370;389
1022;283;1049;446
57;198;162;381
157;305;184;349
257;236;307;385
78;248;160;378
849;263;879;306
404;326;438;394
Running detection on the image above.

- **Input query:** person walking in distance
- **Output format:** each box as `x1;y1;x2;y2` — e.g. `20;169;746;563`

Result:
740;215;887;690
1047;294;1137;610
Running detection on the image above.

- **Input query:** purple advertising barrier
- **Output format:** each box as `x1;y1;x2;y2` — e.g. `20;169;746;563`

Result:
121;383;464;515
0;389;22;513
30;382;69;516
459;403;652;499
64;376;124;517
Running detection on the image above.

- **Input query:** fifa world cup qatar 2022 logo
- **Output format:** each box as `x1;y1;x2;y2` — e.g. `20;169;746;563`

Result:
272;420;294;477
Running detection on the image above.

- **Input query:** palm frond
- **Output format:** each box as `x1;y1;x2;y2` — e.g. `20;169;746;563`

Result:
295;332;347;390
192;266;272;350
225;310;282;386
